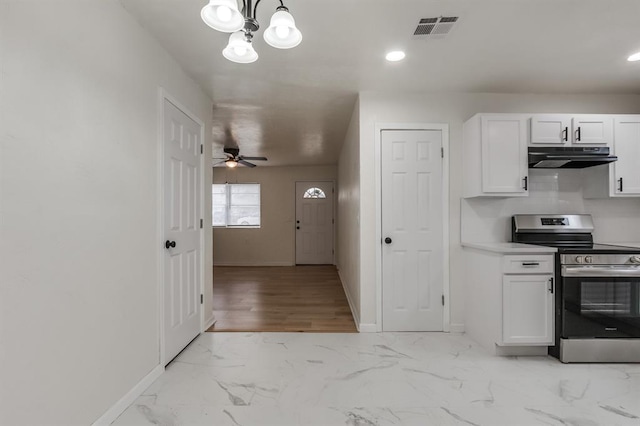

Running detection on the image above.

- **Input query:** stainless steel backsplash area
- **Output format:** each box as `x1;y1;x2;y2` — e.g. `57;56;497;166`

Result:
461;168;640;243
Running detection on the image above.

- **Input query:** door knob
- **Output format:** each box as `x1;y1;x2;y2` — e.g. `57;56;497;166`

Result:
384;237;392;244
165;240;176;249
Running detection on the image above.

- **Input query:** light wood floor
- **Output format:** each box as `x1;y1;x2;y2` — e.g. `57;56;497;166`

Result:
207;265;357;332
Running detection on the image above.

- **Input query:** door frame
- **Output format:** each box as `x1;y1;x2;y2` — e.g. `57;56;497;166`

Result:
294;180;336;265
374;123;450;332
157;88;206;366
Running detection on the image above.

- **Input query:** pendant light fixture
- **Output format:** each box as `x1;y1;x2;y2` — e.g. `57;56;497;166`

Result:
201;0;302;64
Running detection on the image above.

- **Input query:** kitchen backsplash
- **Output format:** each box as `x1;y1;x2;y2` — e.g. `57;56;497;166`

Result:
461;168;640;243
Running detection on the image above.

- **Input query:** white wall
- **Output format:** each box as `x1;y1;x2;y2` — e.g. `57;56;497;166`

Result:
461;169;640;244
213;165;337;266
0;1;212;424
358;91;640;330
337;99;361;325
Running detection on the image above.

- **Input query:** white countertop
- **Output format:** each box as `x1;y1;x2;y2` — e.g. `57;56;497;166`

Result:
461;242;558;254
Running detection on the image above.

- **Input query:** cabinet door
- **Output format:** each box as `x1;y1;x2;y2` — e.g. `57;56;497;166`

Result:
613;117;640;195
480;116;528;195
572;115;613;145
502;274;553;345
530;115;570;145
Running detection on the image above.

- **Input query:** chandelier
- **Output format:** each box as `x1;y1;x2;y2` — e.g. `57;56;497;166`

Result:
201;0;302;64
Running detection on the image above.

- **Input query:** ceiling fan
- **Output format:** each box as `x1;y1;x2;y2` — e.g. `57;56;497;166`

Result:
213;147;268;168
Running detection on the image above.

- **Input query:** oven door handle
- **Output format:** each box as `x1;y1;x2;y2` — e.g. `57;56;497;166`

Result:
562;265;640;277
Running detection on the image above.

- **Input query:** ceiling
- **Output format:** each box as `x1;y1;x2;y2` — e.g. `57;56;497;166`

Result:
120;0;640;166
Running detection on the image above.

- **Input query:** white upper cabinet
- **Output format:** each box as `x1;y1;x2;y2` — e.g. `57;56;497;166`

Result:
530;114;571;144
463;114;529;198
584;115;640;198
613;116;640;195
530;114;612;146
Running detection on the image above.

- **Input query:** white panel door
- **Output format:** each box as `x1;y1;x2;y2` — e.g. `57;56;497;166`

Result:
164;98;201;363
381;130;443;331
295;181;334;264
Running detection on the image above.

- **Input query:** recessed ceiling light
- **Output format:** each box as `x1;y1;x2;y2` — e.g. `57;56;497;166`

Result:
627;51;640;62
385;51;405;62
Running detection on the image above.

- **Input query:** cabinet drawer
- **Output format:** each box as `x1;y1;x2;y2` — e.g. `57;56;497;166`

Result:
502;255;554;274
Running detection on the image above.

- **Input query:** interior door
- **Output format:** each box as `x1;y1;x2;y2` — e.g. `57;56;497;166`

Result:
295;181;334;265
381;130;444;331
163;98;201;363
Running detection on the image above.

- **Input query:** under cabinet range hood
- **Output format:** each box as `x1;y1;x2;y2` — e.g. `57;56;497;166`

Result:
528;146;617;169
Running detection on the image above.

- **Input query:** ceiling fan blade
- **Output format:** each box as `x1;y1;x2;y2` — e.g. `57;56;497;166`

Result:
237;159;257;168
239;156;268;161
212;160;227;167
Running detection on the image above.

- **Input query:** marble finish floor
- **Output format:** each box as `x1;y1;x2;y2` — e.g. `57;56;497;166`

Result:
112;332;640;426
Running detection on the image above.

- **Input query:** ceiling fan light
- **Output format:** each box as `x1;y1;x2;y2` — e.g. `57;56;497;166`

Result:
201;0;244;33
223;31;258;63
263;7;302;49
225;159;238;168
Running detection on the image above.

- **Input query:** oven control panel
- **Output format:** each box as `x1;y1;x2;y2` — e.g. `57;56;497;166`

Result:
562;254;640;265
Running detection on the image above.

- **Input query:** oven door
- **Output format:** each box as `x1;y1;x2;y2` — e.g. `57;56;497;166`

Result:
561;266;640;338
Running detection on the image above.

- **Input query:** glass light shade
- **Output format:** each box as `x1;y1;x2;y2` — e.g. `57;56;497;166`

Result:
201;0;244;33
225;159;238;168
263;9;302;49
223;32;258;63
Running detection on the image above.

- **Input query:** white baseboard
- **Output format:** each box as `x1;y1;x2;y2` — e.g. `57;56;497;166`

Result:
203;313;216;331
213;261;293;267
449;323;465;333
358;323;378;333
337;269;361;332
92;364;164;426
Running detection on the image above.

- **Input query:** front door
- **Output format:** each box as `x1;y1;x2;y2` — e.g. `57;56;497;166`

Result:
295;181;334;265
163;98;202;363
381;130;444;331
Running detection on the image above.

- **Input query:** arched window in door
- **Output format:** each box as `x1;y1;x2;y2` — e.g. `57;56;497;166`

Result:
303;187;326;199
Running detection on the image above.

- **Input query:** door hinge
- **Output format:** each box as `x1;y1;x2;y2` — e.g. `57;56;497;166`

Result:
200;218;203;229
442;295;445;306
332;218;334;224
200;144;203;154
441;147;444;158
200;294;203;304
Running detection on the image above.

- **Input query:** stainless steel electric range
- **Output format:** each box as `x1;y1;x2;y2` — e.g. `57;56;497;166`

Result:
512;214;640;363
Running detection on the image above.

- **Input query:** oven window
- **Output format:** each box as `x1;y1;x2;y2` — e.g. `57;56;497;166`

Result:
581;282;633;316
563;277;640;338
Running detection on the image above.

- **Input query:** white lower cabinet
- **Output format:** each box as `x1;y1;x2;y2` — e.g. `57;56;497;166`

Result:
502;274;554;345
464;247;555;355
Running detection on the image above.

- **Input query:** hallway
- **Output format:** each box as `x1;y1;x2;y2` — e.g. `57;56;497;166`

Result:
207;266;357;332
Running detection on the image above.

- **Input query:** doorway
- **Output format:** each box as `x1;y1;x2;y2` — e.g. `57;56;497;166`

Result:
295;181;335;265
379;127;449;331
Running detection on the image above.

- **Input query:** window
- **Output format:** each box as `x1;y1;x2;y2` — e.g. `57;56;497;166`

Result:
303;187;326;199
212;183;260;227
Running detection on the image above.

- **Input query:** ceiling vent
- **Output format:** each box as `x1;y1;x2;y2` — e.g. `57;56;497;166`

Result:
413;16;459;39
